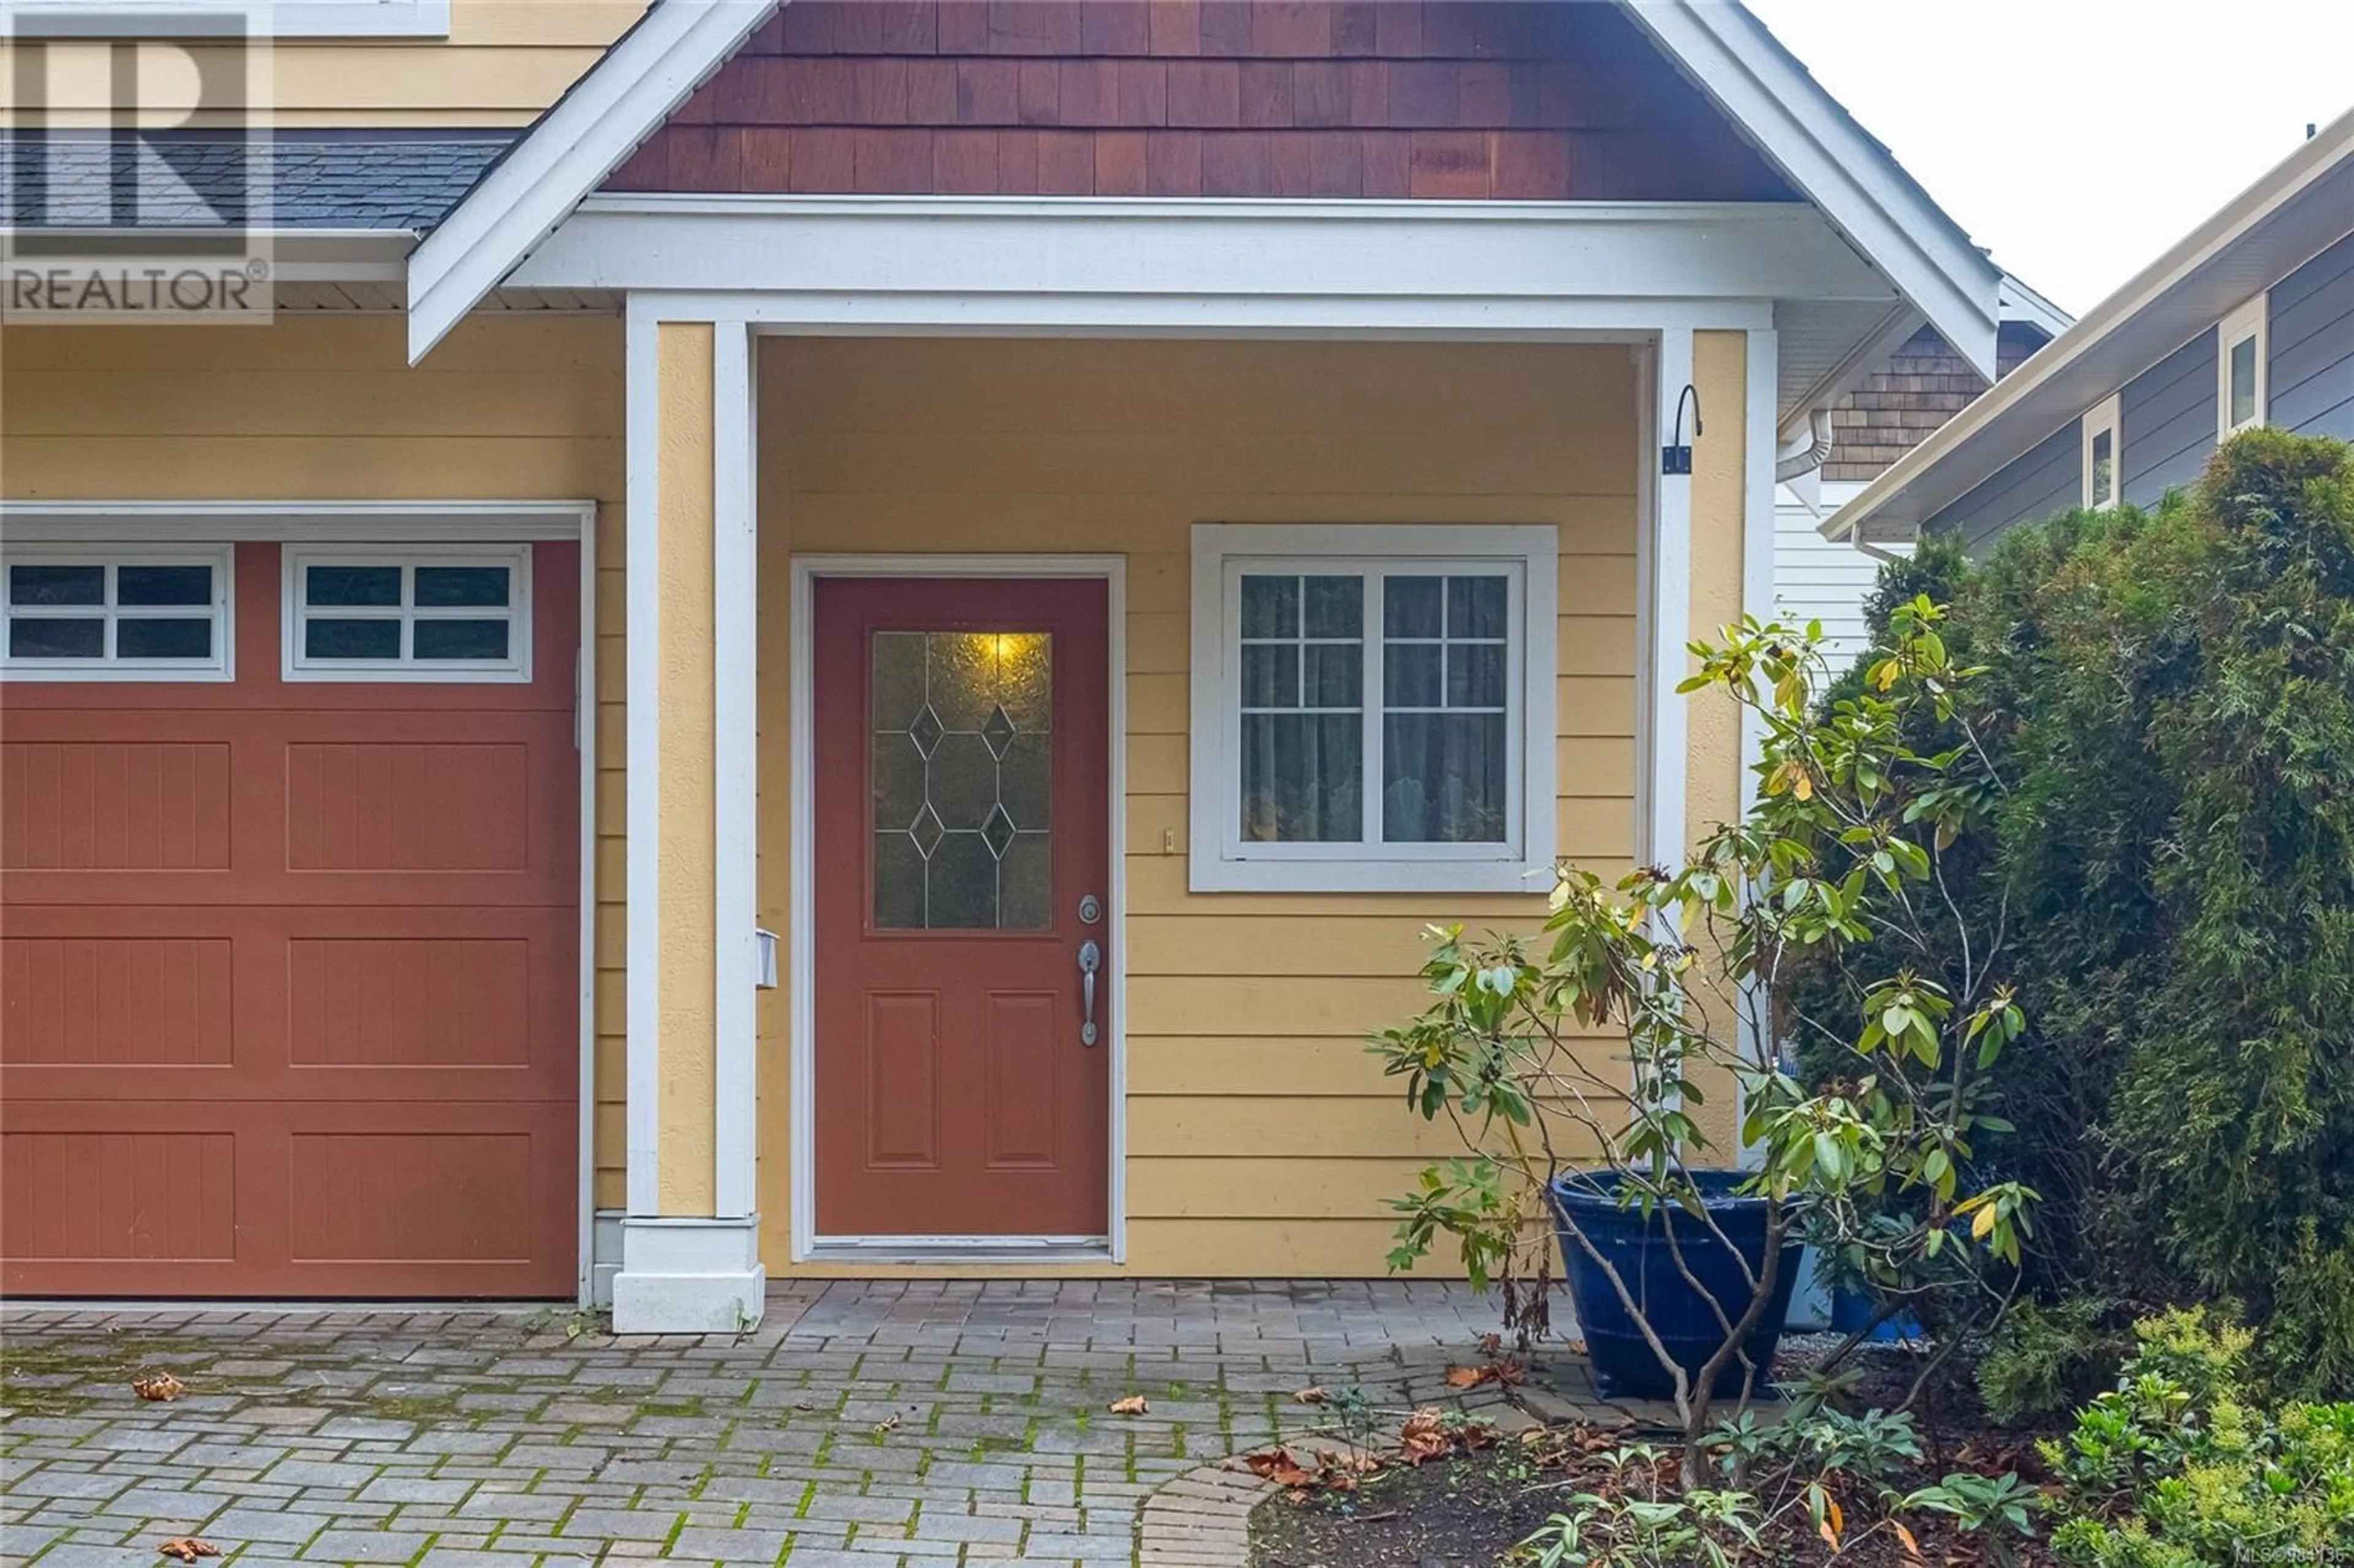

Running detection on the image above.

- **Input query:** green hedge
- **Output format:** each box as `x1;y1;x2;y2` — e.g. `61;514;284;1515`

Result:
1807;430;2354;1396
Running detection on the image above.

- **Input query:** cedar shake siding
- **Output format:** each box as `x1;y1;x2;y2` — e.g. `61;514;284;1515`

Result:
601;0;1799;200
1821;322;2045;483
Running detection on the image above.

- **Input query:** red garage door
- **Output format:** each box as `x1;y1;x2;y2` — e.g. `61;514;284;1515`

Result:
0;540;579;1297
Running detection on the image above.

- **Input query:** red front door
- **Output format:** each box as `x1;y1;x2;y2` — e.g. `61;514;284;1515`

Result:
812;577;1111;1239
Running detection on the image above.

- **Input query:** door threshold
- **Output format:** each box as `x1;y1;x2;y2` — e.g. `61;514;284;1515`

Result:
803;1236;1114;1267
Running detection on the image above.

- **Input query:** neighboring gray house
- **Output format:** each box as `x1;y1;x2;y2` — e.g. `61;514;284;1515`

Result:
1827;105;2354;553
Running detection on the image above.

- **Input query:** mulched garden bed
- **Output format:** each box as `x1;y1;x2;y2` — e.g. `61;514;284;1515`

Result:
1244;1347;2065;1568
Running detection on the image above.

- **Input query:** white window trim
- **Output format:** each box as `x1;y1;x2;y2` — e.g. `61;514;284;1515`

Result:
2082;393;2122;512
1;542;234;682
1189;523;1558;894
0;0;451;40
281;542;532;683
2217;293;2269;441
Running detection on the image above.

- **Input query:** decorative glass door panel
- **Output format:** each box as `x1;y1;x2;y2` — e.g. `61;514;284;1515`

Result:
869;630;1052;930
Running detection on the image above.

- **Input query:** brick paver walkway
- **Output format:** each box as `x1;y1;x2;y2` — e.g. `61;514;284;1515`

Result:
1;1281;1524;1568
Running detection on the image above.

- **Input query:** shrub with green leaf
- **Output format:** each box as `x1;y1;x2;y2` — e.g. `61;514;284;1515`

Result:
1818;430;2354;1395
2044;1308;2354;1566
1376;599;2036;1481
1976;1296;2130;1429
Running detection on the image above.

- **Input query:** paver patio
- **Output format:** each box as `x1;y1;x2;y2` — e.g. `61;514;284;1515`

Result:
1;1281;1589;1568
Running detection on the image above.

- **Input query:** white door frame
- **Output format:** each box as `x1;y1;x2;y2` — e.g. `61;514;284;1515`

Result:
786;554;1129;1265
0;499;602;1301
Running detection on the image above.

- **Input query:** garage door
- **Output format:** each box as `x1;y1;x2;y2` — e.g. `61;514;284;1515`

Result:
0;539;579;1297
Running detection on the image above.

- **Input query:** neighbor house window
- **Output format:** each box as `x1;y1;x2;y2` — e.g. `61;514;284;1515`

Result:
1;546;233;680
1189;524;1557;893
283;544;531;682
2218;295;2268;439
2082;394;2122;511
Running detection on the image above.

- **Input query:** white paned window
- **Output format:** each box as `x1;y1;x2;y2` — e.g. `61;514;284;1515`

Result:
283;544;531;682
2082;394;2122;511
1;546;233;680
1189;524;1557;893
2219;294;2269;440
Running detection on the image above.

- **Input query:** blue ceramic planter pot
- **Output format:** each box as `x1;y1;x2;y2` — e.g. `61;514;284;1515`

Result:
1549;1170;1804;1401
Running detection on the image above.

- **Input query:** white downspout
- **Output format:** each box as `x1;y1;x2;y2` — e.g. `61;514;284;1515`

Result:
1774;407;1836;484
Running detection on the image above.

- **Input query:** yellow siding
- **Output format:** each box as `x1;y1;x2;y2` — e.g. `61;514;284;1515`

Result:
0;1;638;128
1684;331;1752;1152
0;314;632;1209
653;322;718;1216
0;322;1754;1280
755;337;1644;1277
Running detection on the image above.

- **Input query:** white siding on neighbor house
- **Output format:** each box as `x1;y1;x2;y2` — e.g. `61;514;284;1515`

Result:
1774;480;1899;678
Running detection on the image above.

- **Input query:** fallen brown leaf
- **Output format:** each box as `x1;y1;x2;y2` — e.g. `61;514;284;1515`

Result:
156;1540;218;1562
1291;1386;1327;1405
1107;1394;1149;1415
1892;1521;1924;1562
1398;1408;1451;1466
1477;1332;1504;1357
1442;1360;1526;1390
131;1372;184;1402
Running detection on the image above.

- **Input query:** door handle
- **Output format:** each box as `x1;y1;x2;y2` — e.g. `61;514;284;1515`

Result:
1078;939;1102;1048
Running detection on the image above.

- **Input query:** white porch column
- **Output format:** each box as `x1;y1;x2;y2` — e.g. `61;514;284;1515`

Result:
1637;326;1695;875
612;303;764;1333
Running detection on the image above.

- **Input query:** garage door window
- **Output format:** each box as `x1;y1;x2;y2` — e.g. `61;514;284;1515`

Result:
284;545;531;682
2;547;232;679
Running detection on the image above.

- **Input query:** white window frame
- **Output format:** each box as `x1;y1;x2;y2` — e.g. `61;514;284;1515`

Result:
1;542;235;682
1188;523;1558;894
2082;393;2122;511
2217;294;2269;441
282;542;532;683
0;0;451;40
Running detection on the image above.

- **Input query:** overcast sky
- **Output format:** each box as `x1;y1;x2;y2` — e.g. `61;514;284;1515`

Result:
1740;0;2354;318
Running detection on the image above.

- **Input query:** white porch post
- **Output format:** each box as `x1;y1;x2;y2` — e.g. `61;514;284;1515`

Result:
611;302;765;1333
1639;326;1695;875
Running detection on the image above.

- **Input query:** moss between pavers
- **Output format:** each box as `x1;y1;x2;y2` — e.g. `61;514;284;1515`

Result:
0;1336;208;1418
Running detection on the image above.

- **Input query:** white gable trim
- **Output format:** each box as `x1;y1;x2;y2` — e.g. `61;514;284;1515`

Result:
407;0;1998;377
1618;0;2000;386
405;0;779;362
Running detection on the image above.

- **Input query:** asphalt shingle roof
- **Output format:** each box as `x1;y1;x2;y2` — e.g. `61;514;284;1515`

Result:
2;133;514;231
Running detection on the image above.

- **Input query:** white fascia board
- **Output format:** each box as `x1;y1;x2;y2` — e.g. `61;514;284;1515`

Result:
1618;0;2001;381
1999;272;2074;338
516;197;1895;315
404;0;779;363
1827;104;2354;544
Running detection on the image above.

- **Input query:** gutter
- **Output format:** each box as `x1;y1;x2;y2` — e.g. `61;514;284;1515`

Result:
1824;104;2354;544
